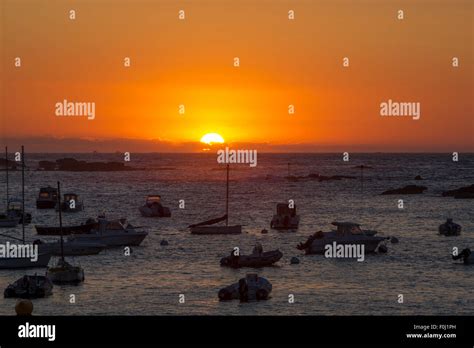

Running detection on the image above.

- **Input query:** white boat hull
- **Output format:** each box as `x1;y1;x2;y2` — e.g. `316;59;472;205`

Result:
191;225;242;235
308;236;385;255
0;253;52;269
69;231;148;247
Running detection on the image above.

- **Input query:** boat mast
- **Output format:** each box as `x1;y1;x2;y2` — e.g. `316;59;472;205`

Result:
226;164;229;226
57;181;64;262
21;146;25;243
5;146;8;208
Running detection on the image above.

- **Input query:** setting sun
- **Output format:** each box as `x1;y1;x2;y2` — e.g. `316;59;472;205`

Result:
200;133;225;145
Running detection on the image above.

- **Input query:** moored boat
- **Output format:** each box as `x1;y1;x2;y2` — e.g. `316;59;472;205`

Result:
270;203;299;230
139;195;171;217
297;222;387;255
218;274;272;301
4;274;53;299
68;217;148;247
57;192;83;212
189;164;242;235
36;186;58;209
452;248;473;265
220;249;283;268
439;218;461;236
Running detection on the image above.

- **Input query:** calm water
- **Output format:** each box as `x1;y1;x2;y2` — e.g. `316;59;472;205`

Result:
0;153;473;315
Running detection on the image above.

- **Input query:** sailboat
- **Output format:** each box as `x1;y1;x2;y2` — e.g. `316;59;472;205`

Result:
46;181;85;284
189;164;242;235
0;146;52;269
0;147;19;228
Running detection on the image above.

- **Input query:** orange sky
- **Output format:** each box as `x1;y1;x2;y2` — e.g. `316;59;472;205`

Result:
1;0;473;152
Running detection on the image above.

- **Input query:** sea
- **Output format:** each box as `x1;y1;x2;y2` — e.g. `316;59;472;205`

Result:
0;153;473;315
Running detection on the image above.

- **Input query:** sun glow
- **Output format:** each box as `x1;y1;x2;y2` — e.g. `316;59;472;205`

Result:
200;133;225;145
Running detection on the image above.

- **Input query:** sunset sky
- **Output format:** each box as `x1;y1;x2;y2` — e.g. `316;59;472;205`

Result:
1;0;473;152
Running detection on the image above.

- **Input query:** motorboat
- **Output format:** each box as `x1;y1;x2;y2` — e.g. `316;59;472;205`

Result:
297;222;387;255
218;274;272;301
139;195;171;217
36;186;58;209
4;274;53;299
270;203;299;230
0;213;19;228
439;218;461;236
189;165;242;235
220;249;283;268
7;198;32;224
68;217;148;247
57;193;83;212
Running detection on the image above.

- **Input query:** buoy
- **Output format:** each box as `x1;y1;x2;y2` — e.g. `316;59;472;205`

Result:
160;239;169;246
261;229;268;234
15;299;33;316
290;256;300;264
378;245;388;253
390;236;399;244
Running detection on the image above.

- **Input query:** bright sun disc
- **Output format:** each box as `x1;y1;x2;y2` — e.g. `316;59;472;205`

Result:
200;133;225;145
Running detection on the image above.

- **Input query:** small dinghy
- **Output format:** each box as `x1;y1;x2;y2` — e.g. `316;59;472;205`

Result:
218;274;272;302
439;218;461;236
220;245;283;268
270;203;299;230
139;195;171;217
4;274;53;299
452;248;473;265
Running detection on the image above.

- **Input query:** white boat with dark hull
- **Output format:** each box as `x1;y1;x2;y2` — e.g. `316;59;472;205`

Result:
68;217;148;247
189;164;242;235
56;193;83;213
297;222;387;255
0;253;52;269
36;186;58;209
7;198;32;224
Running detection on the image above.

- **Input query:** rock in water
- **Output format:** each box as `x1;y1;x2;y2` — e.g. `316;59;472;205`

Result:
290;257;300;264
160;239;169;246
414;175;423;180
261;229;268;234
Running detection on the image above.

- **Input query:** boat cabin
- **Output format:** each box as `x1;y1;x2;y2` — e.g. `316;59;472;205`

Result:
7;198;22;212
64;193;79;203
38;186;58;200
145;195;162;205
276;203;297;216
332;222;363;235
